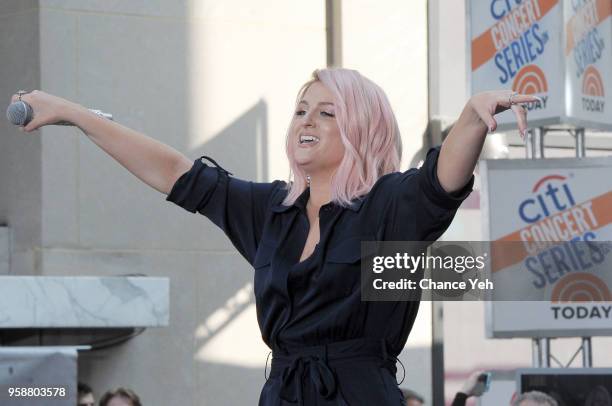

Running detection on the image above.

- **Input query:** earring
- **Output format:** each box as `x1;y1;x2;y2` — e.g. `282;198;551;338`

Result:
306;175;311;187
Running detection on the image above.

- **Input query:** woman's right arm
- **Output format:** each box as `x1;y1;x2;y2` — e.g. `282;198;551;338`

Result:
13;90;192;195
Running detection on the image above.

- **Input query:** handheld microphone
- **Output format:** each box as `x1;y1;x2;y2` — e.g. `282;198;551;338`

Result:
6;101;113;127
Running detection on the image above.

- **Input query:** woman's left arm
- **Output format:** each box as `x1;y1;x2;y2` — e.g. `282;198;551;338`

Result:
437;90;542;194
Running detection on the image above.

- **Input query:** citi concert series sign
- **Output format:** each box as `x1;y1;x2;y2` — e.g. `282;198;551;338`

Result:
481;157;612;338
468;0;612;131
565;0;612;127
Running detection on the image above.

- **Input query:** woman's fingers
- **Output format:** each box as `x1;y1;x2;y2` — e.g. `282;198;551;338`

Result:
11;90;55;133
495;92;542;111
511;103;528;138
506;92;540;138
487;116;498;133
469;91;543;138
23;119;40;133
509;93;543;106
490;91;540;138
473;102;497;132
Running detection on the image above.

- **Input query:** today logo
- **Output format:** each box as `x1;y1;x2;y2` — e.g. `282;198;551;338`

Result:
512;64;549;111
581;64;605;113
550;272;612;320
551;272;612;302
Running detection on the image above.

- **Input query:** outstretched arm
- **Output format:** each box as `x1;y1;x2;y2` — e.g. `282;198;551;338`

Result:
437;90;542;194
11;90;192;195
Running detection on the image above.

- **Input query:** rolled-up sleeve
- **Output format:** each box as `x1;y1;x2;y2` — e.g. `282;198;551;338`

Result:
387;146;474;241
416;146;474;210
166;156;282;265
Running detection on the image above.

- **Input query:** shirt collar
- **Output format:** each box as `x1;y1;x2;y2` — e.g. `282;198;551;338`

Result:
271;187;364;213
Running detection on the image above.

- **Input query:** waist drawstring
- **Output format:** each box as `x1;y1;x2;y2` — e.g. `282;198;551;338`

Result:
267;338;397;406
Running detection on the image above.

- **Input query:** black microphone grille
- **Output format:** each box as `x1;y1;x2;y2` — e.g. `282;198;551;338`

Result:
6;101;33;126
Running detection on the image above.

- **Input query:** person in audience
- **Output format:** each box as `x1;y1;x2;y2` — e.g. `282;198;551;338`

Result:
77;382;95;406
98;387;142;406
585;385;612;406
513;391;559;406
451;370;488;406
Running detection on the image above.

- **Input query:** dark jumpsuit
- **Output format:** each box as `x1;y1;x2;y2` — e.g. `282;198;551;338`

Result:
166;146;473;405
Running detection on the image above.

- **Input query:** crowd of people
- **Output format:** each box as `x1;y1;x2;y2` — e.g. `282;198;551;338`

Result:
77;374;561;406
400;371;559;406
79;374;563;406
77;383;142;406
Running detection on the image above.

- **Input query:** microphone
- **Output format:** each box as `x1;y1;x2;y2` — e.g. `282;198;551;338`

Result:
6;101;113;127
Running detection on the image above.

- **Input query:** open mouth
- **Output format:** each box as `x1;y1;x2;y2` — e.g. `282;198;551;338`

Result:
299;135;320;145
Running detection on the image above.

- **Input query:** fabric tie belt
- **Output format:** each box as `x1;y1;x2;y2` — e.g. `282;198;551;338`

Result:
268;338;396;406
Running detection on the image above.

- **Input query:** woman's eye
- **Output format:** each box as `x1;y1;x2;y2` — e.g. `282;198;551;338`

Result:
294;110;334;117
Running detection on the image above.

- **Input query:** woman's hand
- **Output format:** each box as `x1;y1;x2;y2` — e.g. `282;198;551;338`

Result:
9;90;80;133
437;89;543;193
468;90;543;138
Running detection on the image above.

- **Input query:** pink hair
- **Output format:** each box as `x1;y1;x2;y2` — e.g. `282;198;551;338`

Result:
283;68;402;207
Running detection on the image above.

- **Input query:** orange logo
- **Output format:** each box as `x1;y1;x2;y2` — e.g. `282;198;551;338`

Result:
512;64;549;94
551;272;612;303
582;65;605;97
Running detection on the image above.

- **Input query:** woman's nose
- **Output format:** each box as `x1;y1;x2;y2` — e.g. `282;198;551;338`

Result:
303;110;316;127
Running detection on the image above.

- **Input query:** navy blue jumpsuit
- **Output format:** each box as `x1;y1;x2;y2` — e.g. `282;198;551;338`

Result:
166;146;473;405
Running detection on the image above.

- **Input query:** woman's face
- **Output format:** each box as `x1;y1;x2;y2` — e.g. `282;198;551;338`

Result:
290;81;344;177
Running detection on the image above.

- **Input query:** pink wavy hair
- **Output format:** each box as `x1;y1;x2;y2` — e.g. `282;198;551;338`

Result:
282;68;402;207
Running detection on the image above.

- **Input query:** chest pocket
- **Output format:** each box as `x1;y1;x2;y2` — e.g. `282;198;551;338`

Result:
252;240;277;308
319;235;376;298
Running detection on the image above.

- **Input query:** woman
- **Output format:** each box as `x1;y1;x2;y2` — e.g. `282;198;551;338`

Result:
11;68;537;405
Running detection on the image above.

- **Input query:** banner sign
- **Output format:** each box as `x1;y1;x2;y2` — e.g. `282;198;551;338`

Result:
468;0;612;131
565;0;612;128
481;156;612;337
